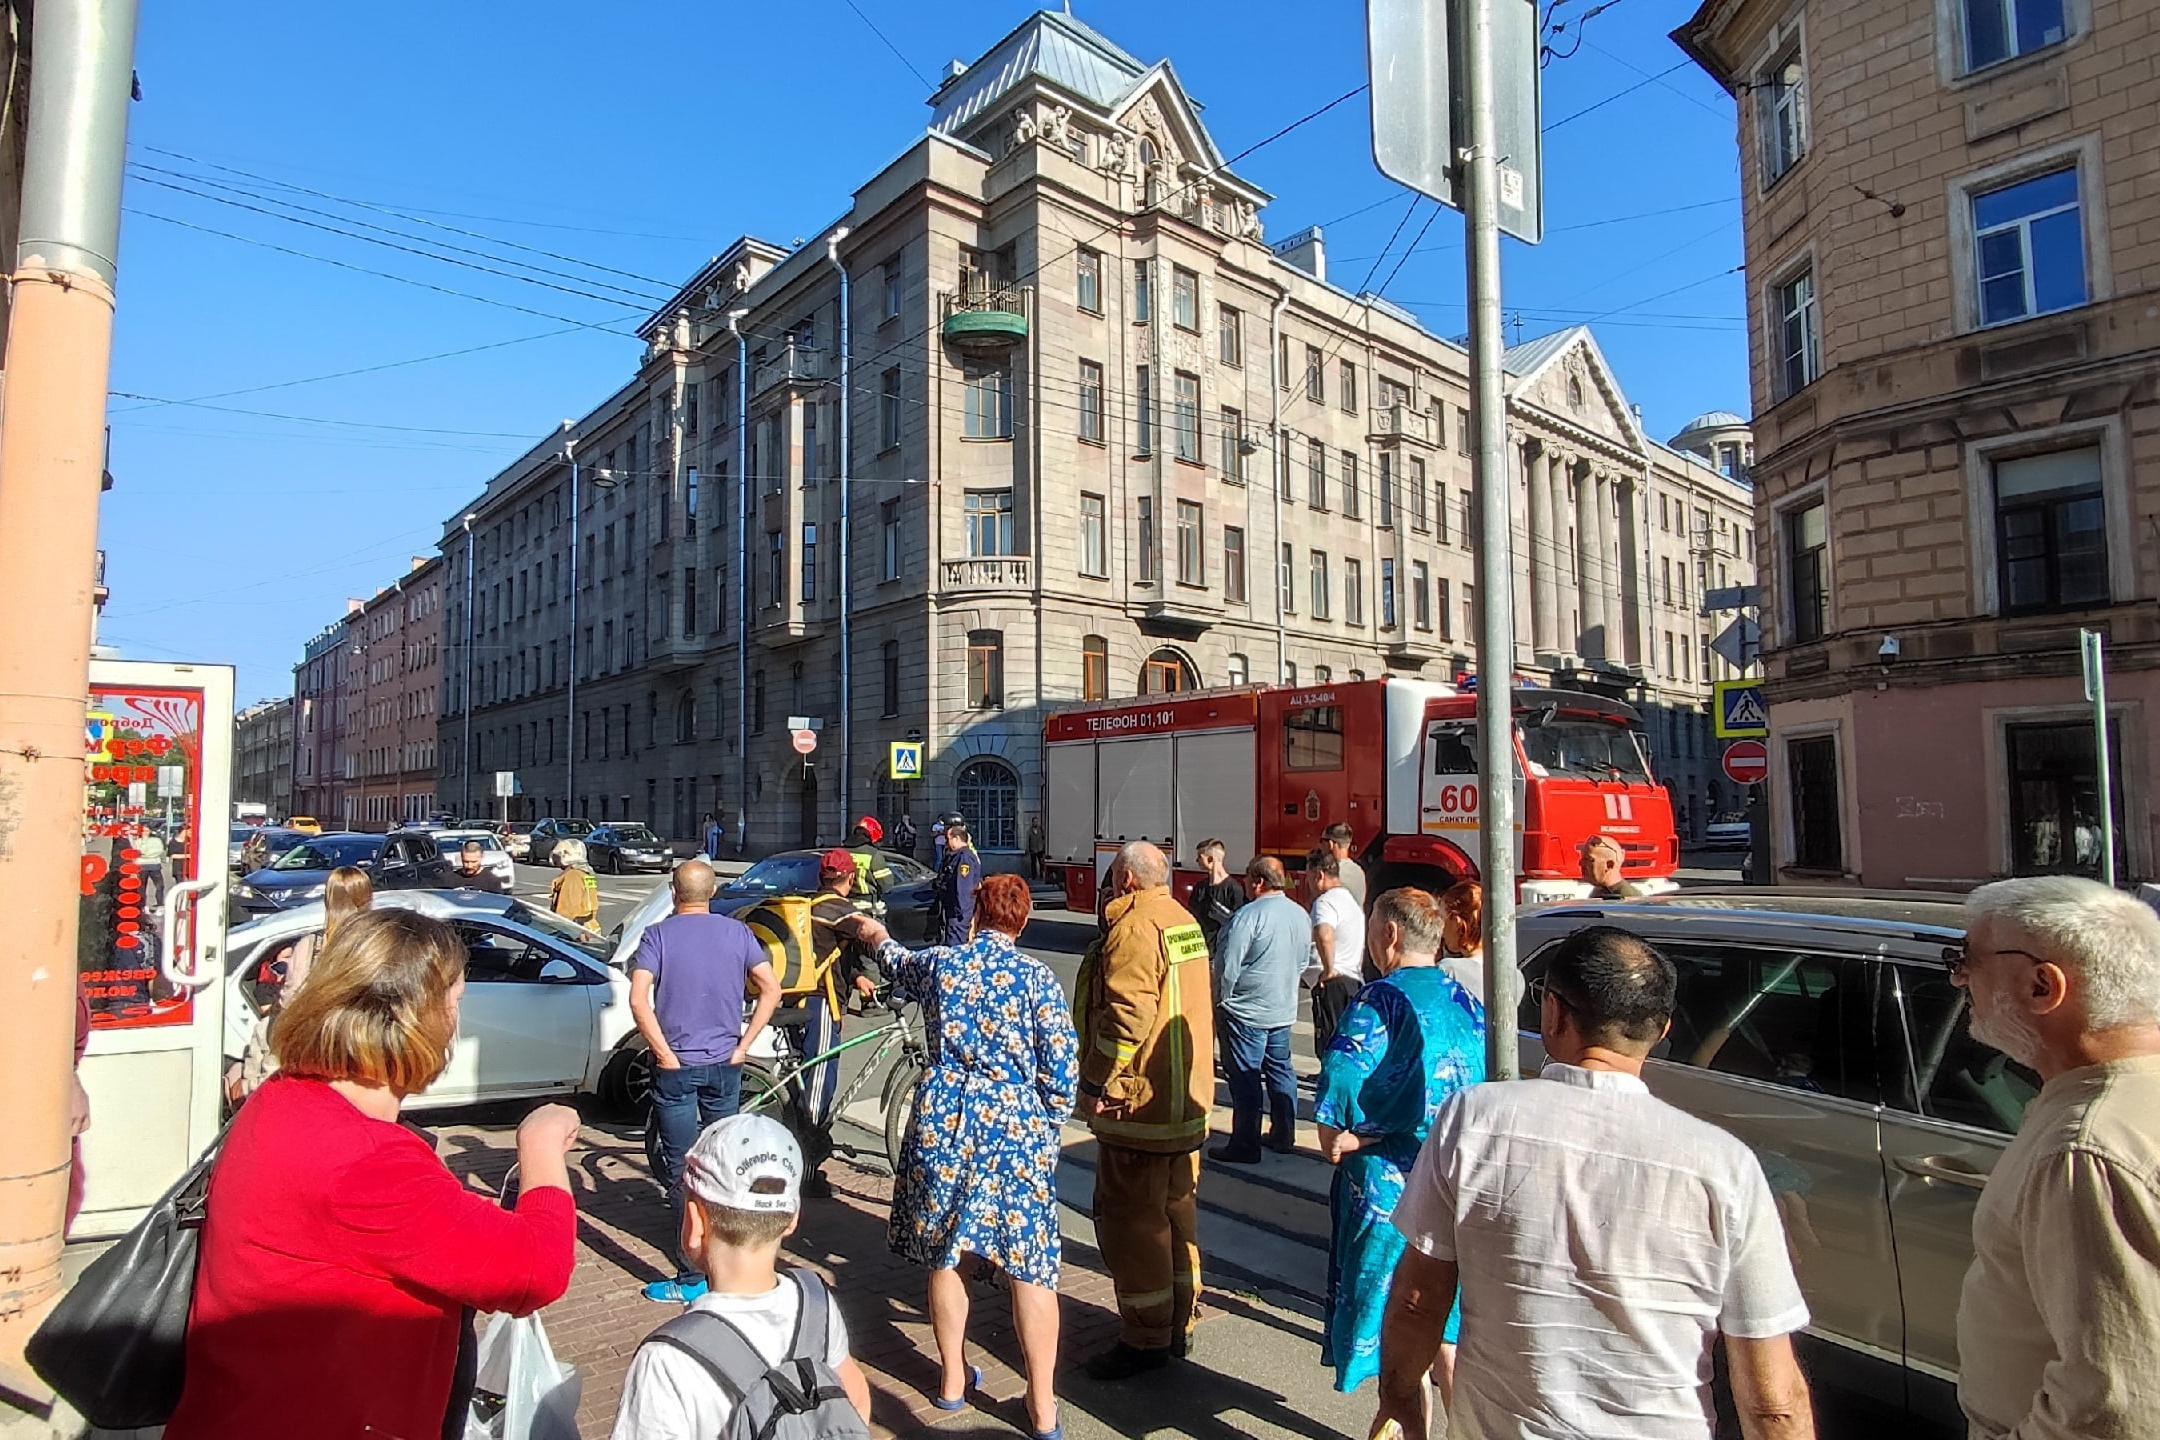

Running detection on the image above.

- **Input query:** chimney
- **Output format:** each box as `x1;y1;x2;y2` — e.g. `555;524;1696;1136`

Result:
346;598;364;616
1272;226;1326;284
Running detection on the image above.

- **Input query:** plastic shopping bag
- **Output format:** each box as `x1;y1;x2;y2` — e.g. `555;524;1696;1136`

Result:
465;1311;582;1440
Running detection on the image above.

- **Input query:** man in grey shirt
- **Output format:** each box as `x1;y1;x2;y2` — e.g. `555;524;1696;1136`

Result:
1209;856;1310;1163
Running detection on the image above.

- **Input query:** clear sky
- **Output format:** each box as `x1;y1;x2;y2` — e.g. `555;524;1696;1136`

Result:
97;0;1743;707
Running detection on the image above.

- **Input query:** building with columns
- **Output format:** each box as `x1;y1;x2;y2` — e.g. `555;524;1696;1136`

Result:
435;9;1756;856
1677;0;2160;887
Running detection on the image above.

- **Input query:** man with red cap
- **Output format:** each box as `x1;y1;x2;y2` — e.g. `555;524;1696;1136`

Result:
793;847;883;1196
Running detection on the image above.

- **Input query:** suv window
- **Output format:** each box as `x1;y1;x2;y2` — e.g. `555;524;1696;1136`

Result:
1526;939;1879;1105
1880;962;2039;1136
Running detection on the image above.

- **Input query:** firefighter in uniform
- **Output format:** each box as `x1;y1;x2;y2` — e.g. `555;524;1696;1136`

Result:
1075;840;1215;1379
933;821;980;947
847;815;897;901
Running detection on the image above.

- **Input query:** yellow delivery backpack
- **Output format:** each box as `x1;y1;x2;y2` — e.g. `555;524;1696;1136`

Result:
737;895;841;1012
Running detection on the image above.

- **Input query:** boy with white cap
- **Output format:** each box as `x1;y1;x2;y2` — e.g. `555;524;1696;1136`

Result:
611;1114;873;1439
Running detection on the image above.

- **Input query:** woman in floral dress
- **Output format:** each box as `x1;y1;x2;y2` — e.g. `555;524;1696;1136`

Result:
860;872;1077;1440
1314;886;1486;1398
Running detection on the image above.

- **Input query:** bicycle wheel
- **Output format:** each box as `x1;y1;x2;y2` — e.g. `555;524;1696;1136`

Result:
880;1048;926;1173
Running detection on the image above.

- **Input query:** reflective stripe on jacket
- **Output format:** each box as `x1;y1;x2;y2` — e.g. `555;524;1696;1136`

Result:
1077;884;1215;1153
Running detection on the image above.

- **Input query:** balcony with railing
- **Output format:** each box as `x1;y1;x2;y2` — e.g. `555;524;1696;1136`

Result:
942;285;1028;350
751;341;828;398
1369;404;1438;446
941;555;1033;592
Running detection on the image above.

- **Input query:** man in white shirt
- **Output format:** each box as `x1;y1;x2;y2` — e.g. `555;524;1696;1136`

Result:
1322;822;1367;905
1303;848;1365;1056
1375;924;1815;1440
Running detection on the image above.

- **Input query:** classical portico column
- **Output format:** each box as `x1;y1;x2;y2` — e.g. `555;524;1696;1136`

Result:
1618;477;1645;668
1571;460;1599;659
1594;472;1622;659
1526;440;1558;655
1550;452;1577;654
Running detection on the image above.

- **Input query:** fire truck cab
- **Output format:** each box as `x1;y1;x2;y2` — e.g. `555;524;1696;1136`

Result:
1045;675;1677;912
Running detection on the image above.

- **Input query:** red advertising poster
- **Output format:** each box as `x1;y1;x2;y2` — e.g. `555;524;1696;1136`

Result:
79;684;204;1030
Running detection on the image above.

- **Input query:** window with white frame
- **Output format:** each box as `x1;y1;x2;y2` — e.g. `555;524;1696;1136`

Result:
1221;407;1247;482
1963;0;2067;72
1078;360;1104;443
965;489;1014;557
1172;267;1199;331
1774;268;1820;398
1760;45;1808;183
1224;526;1246;602
1279;542;1295;613
1974;168;2086;327
1345;556;1364;626
1173;372;1201;462
963;365;1011;438
1175;500;1204;586
1218;305;1242;366
1786;499;1829;643
1310;550;1332;620
1412;561;1431;630
1076;248;1102;313
881;500;901;581
1080;492;1107;577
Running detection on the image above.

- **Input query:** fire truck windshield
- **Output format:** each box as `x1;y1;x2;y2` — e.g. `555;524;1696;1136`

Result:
1519;719;1652;782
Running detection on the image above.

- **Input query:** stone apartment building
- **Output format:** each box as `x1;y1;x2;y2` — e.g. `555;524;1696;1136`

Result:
438;9;1757;856
1677;0;2160;886
291;619;347;825
233;697;293;817
289;558;443;831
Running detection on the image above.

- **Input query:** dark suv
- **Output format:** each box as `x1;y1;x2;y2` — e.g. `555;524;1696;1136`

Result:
231;829;459;916
525;816;595;865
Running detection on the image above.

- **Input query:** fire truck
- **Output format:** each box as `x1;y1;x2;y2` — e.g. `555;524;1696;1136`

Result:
1044;675;1678;912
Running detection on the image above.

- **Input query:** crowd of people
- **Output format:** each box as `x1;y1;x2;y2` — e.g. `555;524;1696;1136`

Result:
154;816;2160;1440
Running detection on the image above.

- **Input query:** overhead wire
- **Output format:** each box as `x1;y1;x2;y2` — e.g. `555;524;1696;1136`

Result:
837;0;934;88
105;327;590;415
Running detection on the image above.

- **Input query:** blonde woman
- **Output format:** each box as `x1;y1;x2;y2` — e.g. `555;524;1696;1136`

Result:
236;866;373;1097
168;908;580;1440
550;839;600;930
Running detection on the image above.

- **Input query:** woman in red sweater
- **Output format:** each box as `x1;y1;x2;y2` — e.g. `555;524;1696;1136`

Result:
166;906;580;1440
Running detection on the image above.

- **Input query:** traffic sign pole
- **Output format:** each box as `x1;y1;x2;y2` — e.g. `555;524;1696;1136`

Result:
2083;629;2115;887
1463;0;1523;1081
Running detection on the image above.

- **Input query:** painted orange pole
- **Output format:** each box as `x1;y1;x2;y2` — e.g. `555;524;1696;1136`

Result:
0;0;138;1399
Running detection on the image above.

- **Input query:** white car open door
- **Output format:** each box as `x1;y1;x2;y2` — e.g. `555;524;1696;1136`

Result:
74;659;234;1237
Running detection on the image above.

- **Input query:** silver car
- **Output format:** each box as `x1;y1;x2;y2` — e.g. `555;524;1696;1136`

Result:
1517;888;2030;1418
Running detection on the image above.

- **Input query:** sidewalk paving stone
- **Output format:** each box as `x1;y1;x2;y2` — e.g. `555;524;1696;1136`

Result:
421;1113;1370;1439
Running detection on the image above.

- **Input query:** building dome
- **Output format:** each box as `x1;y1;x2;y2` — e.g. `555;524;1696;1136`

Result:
1679;410;1747;434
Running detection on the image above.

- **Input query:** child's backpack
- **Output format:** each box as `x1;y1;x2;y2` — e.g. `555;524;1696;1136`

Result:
737;895;834;1001
641;1270;870;1440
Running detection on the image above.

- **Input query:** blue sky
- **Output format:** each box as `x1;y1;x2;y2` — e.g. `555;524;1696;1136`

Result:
99;0;1743;706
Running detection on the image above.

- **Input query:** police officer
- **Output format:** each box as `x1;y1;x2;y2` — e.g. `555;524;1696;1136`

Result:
847;814;897;901
933;820;980;947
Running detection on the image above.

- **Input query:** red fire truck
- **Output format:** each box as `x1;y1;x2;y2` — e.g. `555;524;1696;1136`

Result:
1044;676;1678;912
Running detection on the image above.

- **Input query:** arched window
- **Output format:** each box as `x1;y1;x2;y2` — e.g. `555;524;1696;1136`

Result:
956;758;1020;851
1139;647;1198;695
1082;635;1110;700
1139;138;1161;207
675;692;696;744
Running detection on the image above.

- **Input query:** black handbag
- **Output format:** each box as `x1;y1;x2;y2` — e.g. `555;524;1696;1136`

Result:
26;1130;222;1429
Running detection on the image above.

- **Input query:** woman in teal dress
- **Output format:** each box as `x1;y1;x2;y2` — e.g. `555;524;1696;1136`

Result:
1313;886;1486;1395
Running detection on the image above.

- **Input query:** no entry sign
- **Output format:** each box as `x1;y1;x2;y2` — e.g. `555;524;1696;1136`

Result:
1722;739;1768;786
791;729;818;755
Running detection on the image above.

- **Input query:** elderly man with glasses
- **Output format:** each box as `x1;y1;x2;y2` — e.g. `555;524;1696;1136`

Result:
1950;875;2160;1440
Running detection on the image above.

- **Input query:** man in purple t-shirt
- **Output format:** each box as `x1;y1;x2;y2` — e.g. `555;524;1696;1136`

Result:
629;857;783;1303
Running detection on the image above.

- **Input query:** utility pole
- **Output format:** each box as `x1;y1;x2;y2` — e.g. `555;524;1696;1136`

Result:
1462;0;1523;1079
0;0;140;1391
460;512;475;817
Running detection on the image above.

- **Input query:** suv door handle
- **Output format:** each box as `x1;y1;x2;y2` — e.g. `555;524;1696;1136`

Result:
1892;1153;1990;1191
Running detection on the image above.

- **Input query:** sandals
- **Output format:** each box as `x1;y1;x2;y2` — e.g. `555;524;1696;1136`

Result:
930;1364;981;1411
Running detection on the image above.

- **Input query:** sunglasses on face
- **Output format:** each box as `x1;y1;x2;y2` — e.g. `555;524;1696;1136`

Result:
1942;944;2047;978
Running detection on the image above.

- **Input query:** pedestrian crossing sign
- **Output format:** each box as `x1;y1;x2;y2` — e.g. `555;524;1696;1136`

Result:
1714;679;1769;739
888;742;922;780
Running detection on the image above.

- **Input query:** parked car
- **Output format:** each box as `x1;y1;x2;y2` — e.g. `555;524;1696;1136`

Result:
286;815;322;835
505;821;535;861
238;825;309;877
230;829;459;917
223;889;648;1113
431;827;518;892
586;823;673;875
1515;887;2007;1422
526;816;595;865
1704;810;1753;850
229;825;258;871
710;847;939;943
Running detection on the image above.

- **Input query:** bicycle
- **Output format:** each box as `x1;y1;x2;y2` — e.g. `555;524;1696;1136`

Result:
641;987;928;1181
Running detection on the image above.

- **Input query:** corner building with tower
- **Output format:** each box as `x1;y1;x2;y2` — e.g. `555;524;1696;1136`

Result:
434;9;1757;860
